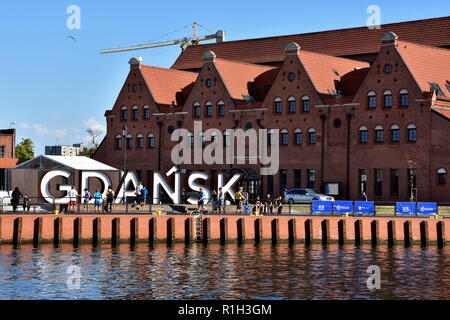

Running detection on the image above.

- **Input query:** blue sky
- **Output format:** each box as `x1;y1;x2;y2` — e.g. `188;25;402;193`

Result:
0;0;448;154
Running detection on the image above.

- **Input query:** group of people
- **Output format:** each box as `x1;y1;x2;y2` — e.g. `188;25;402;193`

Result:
132;182;149;208
196;186;284;215
10;187;31;212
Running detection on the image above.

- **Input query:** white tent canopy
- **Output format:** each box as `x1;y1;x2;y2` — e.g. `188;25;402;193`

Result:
14;155;119;171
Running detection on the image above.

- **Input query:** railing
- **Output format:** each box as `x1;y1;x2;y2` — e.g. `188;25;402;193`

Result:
1;195;449;218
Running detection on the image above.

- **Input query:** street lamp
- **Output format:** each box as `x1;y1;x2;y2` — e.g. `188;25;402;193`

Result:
122;126;127;205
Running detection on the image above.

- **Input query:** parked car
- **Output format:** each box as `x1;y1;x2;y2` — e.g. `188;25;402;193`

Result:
284;188;335;204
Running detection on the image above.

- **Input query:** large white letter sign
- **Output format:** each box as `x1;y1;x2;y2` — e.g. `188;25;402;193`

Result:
40;170;72;204
187;172;211;205
115;171;140;204
217;173;242;200
153;166;181;204
81;171;112;203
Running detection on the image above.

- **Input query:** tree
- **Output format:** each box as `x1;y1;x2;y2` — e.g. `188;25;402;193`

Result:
80;128;104;158
15;138;35;160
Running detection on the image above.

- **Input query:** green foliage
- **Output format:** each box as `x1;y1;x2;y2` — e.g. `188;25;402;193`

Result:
79;148;96;158
15;138;34;160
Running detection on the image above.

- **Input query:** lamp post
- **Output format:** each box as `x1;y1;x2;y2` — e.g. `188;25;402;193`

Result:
122;126;127;205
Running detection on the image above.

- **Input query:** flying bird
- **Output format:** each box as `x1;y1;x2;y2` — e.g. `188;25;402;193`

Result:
66;35;76;42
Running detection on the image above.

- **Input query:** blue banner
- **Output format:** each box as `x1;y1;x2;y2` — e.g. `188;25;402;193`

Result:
354;201;375;214
396;202;416;215
312;201;333;214
333;201;353;214
417;202;437;215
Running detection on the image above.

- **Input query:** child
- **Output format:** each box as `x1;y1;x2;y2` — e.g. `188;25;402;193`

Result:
93;189;102;213
22;194;31;212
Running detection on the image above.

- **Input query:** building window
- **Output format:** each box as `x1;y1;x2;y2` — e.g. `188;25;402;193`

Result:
274;97;282;113
391;124;400;142
288;72;295;81
429;82;445;96
0;146;4;158
200;131;206;147
280;169;287;192
121;106;128;121
359;126;368;144
375;125;383;143
374;169;382;196
126;135;132;149
132;84;140;92
302;96;310;112
217;101;225;116
307;169;315;189
137;134;144;149
407;168;417;200
144;106;150;119
367;91;376;109
438;168;447;185
359;169;367;194
407;124;417;142
132;106;139;120
267;130;275;146
288;96;296;113
294;169;301;188
115;135;122;149
384;64;393;74
399;89;409;107
193;102;201;118
384;90;393;108
391;169;399;196
206;79;212;88
308;128;316;145
205;101;213;117
188;132;194;147
148;133;155;148
281;129;288;145
294;129;302;145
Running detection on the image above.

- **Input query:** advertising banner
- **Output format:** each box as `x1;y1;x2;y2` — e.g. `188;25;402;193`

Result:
417;202;437;215
333;201;353;214
312;200;333;214
354;201;375;214
396;202;416;215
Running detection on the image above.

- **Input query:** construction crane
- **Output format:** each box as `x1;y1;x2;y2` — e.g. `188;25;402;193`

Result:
100;22;225;54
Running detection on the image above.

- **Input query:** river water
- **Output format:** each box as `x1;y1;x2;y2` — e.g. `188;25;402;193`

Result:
0;243;448;300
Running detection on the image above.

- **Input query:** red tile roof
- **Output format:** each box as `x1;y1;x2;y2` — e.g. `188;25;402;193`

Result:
213;59;276;100
395;40;450;97
140;65;198;105
0;158;22;168
171;17;450;70
298;50;369;95
432;107;450;120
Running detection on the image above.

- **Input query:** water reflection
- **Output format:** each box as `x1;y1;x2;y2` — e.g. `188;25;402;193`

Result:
0;243;448;300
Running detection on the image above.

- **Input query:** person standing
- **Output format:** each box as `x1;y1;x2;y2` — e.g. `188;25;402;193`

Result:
198;188;206;212
83;188;91;212
22;193;31;212
217;187;224;214
274;196;283;214
211;190;218;213
235;187;244;214
263;194;273;215
11;187;23;212
93;189;102;213
140;185;148;206
361;191;368;201
68;186;78;213
253;195;262;216
106;186;115;212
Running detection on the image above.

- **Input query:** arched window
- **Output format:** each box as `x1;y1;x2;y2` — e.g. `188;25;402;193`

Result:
391;124;400;142
308;128;316;145
288;96;296;113
137;133;144;149
407;124;417;142
210;130;218;144
438;168;447;185
217;100;225;117
193;102;201;118
302;96;310;112
126;134;132;149
359;126;368;143
375;125;383;143
115;134;122;149
399;89;409;107
144;105;150;119
199;131;206;146
187;132;194;147
294;128;302;145
205;101;213;117
383;90;393;108
148;133;155;148
132;105;139;120
281;129;289;145
121;106;128;121
367;91;376;109
274;97;282;113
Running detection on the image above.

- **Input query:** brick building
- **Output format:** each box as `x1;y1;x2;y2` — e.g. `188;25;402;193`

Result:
94;17;450;202
0;129;19;192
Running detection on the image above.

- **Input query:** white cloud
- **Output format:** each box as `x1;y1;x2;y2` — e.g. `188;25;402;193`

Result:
32;123;67;139
83;117;106;133
19;122;29;129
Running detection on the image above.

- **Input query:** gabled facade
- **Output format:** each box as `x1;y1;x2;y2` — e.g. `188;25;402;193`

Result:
95;27;450;202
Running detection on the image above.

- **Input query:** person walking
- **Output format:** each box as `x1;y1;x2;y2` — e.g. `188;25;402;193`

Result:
68;186;78;213
198;188;206;212
140;185;148;206
93;189;102;213
11;187;23;212
235;187;245;214
211;190;218;213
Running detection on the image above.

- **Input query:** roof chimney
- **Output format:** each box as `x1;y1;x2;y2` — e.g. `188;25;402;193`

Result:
202;50;216;63
380;32;398;45
129;57;143;69
285;42;301;56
